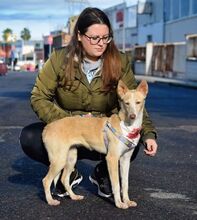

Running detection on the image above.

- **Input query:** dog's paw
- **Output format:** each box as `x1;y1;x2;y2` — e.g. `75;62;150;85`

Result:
115;201;129;209
70;194;84;201
48;199;60;206
125;200;137;207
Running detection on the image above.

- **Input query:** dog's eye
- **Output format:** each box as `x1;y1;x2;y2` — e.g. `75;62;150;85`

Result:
136;101;141;104
125;102;130;106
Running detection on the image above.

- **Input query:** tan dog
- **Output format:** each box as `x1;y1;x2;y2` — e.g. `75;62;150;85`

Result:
42;80;148;209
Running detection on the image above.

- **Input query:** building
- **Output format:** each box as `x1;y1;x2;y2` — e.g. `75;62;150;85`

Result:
103;0;197;46
164;0;197;43
13;40;44;71
134;0;197;81
104;3;138;50
136;0;197;44
137;0;164;45
43;30;72;61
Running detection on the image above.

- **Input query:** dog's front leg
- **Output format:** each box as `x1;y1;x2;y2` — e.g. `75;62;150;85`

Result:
106;153;128;209
120;150;137;207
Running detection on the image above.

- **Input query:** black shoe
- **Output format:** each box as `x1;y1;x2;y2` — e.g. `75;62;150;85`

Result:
89;164;112;198
53;169;83;198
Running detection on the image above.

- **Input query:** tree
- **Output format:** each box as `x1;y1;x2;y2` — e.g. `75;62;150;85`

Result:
20;28;31;61
20;28;31;42
2;28;13;42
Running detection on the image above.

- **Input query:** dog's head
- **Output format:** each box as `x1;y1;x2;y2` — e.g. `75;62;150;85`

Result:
117;80;148;122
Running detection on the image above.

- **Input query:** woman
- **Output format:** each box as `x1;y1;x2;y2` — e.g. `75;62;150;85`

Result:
20;7;158;198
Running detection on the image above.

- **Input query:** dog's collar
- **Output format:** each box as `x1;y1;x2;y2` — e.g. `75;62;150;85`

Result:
103;121;138;150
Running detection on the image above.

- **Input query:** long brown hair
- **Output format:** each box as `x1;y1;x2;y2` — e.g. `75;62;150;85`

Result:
65;7;121;92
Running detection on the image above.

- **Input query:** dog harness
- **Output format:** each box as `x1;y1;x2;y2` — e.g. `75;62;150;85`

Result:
103;121;141;150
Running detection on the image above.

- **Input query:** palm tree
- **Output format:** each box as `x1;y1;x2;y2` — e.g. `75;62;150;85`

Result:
2;28;13;42
20;28;31;61
20;27;31;43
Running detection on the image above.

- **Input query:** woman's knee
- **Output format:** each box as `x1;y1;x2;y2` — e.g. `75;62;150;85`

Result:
19;124;34;154
19;122;46;160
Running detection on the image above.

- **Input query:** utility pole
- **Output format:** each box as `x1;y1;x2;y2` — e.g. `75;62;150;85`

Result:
122;0;126;52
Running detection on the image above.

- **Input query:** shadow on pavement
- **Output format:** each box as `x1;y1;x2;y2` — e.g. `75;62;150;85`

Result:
8;157;115;205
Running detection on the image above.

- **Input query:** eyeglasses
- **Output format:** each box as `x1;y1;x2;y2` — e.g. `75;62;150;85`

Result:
84;34;112;45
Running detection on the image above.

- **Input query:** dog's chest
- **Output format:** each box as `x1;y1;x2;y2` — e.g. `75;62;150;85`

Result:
120;121;141;146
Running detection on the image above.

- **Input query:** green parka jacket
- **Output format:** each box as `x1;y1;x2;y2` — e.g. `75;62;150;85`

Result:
31;47;157;143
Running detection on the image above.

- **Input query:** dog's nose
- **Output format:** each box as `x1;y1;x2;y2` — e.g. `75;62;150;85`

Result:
130;114;136;119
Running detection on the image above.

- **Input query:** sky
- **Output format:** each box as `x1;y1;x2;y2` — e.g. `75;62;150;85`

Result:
0;0;138;41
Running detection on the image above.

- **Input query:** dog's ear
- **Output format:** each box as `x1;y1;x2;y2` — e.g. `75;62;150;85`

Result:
136;80;148;97
117;80;129;98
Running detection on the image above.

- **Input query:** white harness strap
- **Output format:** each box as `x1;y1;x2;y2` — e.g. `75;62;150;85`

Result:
103;121;137;150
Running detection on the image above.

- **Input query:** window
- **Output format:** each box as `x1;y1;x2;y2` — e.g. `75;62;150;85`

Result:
180;0;189;17
164;0;171;21
192;0;197;14
147;35;152;42
35;43;41;49
134;46;146;61
187;36;197;59
127;6;137;27
172;0;180;20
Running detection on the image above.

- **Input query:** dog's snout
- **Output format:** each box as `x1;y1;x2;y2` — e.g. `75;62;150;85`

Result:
130;114;136;119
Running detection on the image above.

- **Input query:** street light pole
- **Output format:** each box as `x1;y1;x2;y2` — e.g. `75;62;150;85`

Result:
122;0;126;52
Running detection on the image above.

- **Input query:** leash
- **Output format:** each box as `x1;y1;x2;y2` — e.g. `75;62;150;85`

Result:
103;121;138;150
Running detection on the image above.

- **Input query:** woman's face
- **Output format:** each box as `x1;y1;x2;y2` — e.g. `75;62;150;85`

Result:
78;24;110;61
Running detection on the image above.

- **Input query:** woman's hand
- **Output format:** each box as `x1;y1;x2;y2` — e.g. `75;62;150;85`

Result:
144;139;158;157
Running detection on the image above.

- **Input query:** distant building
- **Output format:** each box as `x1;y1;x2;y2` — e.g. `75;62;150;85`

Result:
164;0;197;43
43;30;72;61
67;15;78;34
43;35;53;61
104;3;138;50
137;0;164;44
134;0;197;81
0;42;12;63
34;40;44;64
10;39;44;71
43;16;78;57
137;0;197;44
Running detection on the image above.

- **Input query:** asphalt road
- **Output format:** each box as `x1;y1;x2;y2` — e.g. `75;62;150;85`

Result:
0;71;197;220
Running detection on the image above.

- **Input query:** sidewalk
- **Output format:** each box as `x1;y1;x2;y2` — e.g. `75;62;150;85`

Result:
135;74;197;89
2;70;197;89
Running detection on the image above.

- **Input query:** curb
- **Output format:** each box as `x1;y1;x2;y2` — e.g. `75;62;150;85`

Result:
135;75;197;89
